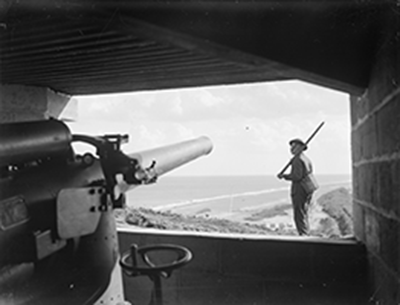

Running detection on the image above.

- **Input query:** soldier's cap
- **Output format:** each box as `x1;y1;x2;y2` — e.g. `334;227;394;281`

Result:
289;138;308;150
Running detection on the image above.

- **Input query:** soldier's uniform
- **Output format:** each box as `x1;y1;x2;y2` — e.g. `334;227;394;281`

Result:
283;153;314;235
281;138;318;236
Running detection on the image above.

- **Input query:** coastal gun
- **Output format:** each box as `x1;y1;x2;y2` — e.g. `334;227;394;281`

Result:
0;119;212;304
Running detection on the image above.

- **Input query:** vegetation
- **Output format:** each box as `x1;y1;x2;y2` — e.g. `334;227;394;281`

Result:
116;187;353;239
116;207;277;235
315;187;353;237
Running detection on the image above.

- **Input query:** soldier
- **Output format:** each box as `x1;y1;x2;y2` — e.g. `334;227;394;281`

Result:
277;138;318;236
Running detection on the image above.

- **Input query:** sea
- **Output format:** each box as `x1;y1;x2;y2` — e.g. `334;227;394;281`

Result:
126;175;351;218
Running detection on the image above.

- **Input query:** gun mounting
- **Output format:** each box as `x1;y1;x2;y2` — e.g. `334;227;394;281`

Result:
0;119;212;275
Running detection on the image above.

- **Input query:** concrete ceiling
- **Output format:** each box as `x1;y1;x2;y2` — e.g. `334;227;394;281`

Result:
1;1;386;96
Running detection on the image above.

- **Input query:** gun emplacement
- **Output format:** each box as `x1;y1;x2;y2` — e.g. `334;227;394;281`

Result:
0;119;212;277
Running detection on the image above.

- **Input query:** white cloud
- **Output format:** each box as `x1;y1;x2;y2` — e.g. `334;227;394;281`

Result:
170;97;184;116
198;89;226;107
73;81;351;175
137;125;165;146
174;123;195;139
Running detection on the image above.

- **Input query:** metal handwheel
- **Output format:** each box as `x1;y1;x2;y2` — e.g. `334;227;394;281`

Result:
120;243;193;305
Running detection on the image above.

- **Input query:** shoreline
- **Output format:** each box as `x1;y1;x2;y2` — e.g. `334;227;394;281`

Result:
118;186;353;238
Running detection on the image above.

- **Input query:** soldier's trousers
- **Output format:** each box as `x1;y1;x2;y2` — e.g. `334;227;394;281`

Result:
291;189;313;236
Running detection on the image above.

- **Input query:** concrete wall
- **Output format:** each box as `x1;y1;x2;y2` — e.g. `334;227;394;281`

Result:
118;228;367;305
0;84;76;123
350;5;400;304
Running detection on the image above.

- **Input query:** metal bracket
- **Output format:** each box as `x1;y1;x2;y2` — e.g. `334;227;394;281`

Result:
57;187;106;239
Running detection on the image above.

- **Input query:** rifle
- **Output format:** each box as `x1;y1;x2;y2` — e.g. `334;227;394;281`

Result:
277;121;325;176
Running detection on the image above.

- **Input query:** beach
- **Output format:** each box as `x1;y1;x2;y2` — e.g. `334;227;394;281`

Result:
117;185;353;238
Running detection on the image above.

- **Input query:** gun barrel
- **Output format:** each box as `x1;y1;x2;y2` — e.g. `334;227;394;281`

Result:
129;136;213;177
0;120;72;167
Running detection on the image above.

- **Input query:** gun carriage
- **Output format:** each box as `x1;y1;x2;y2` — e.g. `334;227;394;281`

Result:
0;119;212;304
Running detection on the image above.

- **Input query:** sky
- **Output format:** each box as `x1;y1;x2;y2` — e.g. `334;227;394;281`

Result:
66;80;351;176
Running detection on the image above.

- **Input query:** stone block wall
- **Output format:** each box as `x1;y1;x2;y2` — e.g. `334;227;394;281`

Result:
350;5;400;304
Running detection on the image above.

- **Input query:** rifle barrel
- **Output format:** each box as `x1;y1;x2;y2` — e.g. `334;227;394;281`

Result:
278;122;325;176
304;122;325;145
